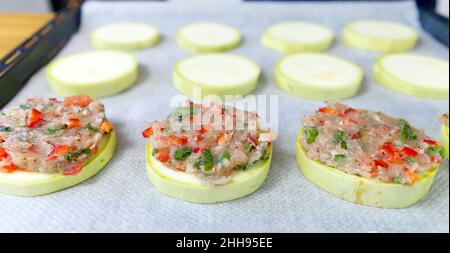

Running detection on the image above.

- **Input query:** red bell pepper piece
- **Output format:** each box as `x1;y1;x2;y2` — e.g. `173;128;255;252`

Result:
423;138;438;146
100;121;113;133
344;108;357;115
171;136;188;146
27;108;43;128
0;146;8;159
317;107;335;114
155;149;170;163
63;161;83;175
46;145;72;160
63;94;93;108
67;118;81;129
142;127;153;138
401;146;418;157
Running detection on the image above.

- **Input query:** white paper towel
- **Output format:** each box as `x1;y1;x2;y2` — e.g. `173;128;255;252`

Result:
0;0;448;232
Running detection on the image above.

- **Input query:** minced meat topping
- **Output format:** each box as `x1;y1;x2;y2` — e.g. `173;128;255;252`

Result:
301;102;444;185
0;95;113;175
142;102;273;185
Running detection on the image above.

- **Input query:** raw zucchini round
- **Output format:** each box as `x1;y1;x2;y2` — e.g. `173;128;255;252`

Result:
91;22;160;51
441;125;449;160
342;20;418;52
262;22;334;53
275;53;363;100
173;54;260;99
146;144;272;204
0;131;116;197
296;129;439;208
46;51;138;98
373;54;449;99
177;22;241;53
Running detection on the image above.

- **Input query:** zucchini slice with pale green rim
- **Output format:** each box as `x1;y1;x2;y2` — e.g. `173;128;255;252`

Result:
441;125;449;160
262;21;334;53
173;53;260;99
342;20;418;52
0;131;116;197
146;144;271;204
177;22;241;53
91;22;160;51
373;53;449;99
46;51;138;98
296;129;439;208
275;53;363;100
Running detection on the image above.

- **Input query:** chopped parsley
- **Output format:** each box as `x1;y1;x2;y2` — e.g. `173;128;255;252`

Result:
427;146;446;158
219;151;231;162
334;130;348;150
171;106;196;122
398;119;417;143
305;127;319;144
244;142;253;153
334;154;346;161
406;157;418;164
65;148;91;161
152;148;159;156
86;123;99;132
44;125;67;134
174;147;193;161
194;148;214;172
19;104;32;110
261;147;272;161
0;126;13;132
236;164;247;171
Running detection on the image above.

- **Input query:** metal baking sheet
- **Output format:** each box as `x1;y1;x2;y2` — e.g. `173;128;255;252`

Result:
0;0;448;232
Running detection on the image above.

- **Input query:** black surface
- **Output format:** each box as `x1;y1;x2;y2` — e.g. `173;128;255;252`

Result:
0;7;80;109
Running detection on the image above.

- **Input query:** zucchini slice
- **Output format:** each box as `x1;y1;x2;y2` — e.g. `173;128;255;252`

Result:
275;53;363;100
173;54;260;99
0;131;116;197
373;54;449;99
146;144;272;204
342;20;418;52
441;125;449;160
91;22;160;51
46;51;138;98
177;22;241;53
296;129;439;208
262;22;334;53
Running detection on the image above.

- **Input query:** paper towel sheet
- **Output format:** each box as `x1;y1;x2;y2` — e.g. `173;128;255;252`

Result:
0;0;448;232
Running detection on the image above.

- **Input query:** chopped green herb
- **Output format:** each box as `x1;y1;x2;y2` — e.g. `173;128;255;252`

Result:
174;147;193;161
80;149;91;155
392;176;402;184
152;148;159;156
398;119;417;143
195;148;214;172
427;146;446;158
406;157;418;164
244;142;253;153
219;151;231;162
87;123;99;132
170;106;197;122
334;130;348;150
334;154;346;161
236;164;247;171
0;126;13;132
261;147;272;161
44;125;67;134
305;127;319;144
19;104;32;110
65;152;74;161
65;148;92;161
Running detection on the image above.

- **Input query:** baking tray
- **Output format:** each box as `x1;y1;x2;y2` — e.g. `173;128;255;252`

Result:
0;1;448;233
0;6;80;109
